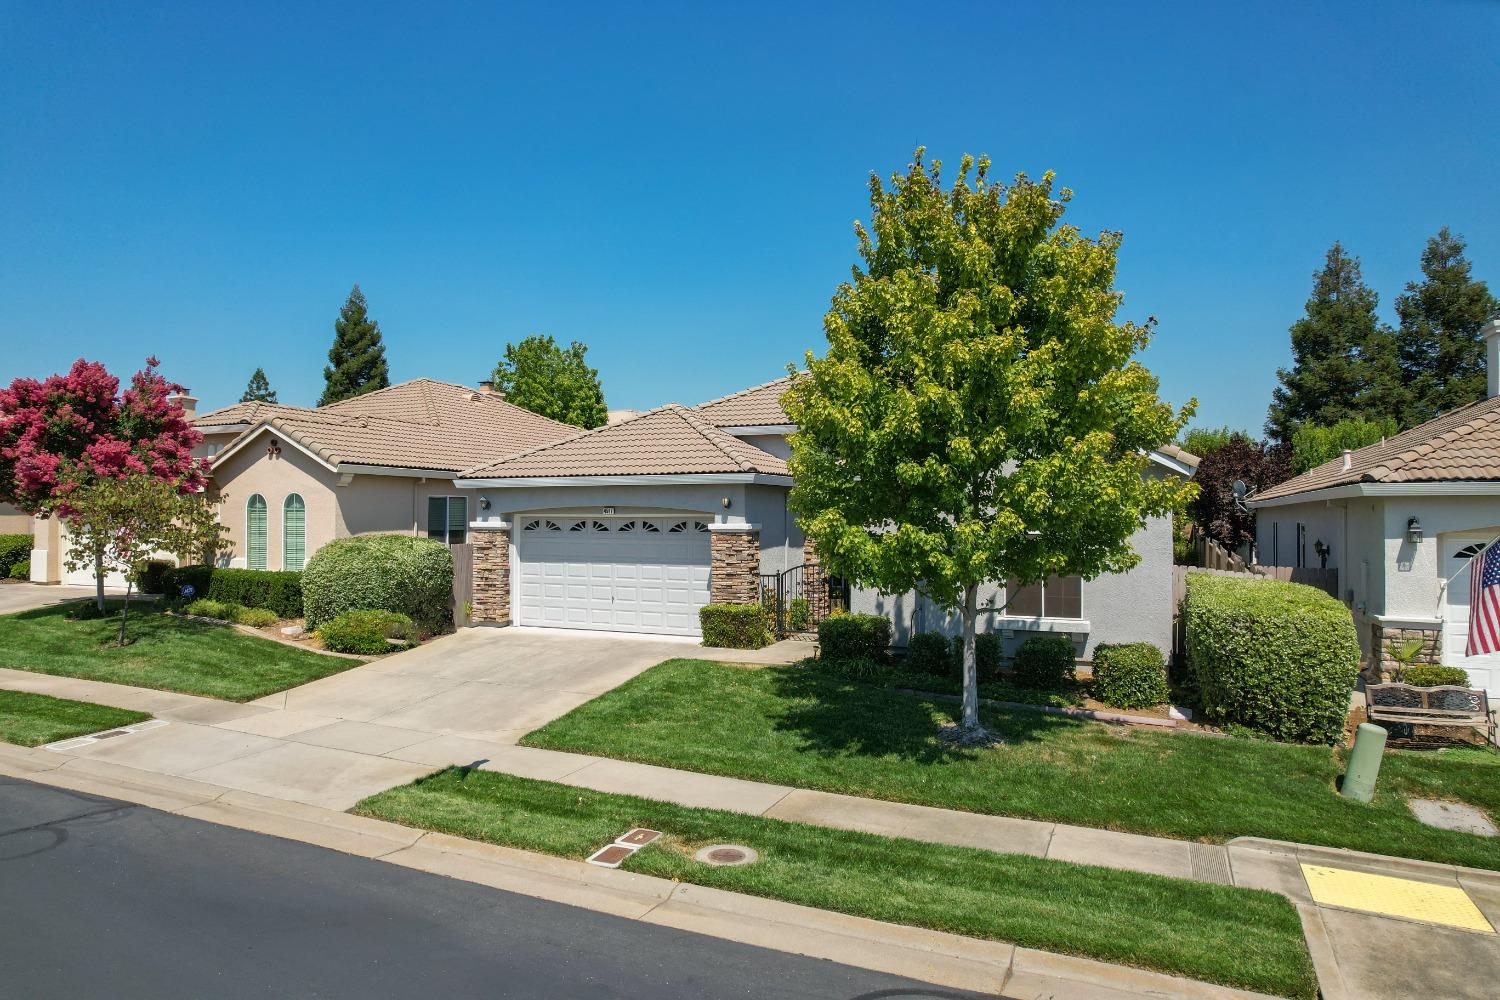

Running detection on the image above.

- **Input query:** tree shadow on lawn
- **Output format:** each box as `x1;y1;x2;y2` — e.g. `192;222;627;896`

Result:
766;665;1076;765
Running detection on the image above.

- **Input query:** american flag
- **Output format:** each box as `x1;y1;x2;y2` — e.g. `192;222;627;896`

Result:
1467;540;1500;656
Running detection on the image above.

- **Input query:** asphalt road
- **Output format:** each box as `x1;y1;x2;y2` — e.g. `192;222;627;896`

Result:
0;776;987;999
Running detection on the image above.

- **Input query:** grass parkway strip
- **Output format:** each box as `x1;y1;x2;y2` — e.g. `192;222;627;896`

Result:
0;689;151;747
520;659;1500;871
0;603;360;702
356;767;1319;999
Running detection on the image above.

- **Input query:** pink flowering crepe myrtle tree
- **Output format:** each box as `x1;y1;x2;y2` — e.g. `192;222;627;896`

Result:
0;357;210;607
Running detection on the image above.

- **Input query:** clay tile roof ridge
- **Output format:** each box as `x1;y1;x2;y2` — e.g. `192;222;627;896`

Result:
673;404;757;472
694;372;799;412
458;408;649;477
1367;406;1500;481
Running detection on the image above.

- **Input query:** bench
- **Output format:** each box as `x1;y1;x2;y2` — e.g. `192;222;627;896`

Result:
1366;683;1496;744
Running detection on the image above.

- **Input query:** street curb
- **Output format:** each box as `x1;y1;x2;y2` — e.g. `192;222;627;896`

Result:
1229;836;1500;889
0;745;1287;1000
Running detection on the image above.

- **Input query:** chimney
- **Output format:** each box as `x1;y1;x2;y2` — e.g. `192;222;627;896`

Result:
1485;318;1500;399
167;390;198;421
477;380;499;396
1342;449;1352;471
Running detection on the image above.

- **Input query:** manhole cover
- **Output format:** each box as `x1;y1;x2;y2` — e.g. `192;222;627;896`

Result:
1409;798;1497;836
694;844;758;866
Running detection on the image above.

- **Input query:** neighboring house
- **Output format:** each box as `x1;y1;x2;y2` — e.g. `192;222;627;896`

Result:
29;380;579;584
0;502;30;535
457;374;1200;657
1250;320;1500;694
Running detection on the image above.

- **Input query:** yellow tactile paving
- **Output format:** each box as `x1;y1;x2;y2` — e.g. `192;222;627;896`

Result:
1301;863;1495;933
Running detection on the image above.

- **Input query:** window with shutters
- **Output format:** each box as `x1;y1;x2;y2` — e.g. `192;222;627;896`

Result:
426;496;469;545
246;494;267;570
282;494;306;571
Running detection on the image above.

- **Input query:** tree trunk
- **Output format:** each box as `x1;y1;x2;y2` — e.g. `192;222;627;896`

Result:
94;550;106;611
116;580;133;647
960;582;980;731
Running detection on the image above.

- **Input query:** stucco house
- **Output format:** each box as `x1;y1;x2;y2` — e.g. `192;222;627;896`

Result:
1250;319;1500;695
454;375;1199;658
0;502;30;535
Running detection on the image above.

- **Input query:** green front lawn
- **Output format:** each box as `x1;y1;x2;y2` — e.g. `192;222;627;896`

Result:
0;603;359;701
0;689;151;747
523;659;1500;871
357;768;1317;999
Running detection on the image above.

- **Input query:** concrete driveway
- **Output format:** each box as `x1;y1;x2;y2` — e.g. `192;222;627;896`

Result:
0;582;114;616
32;626;701;810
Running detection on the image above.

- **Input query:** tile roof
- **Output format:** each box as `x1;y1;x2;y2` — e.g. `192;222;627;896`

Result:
1255;395;1500;501
1155;442;1201;471
203;380;579;474
462;404;791;479
693;374;799;426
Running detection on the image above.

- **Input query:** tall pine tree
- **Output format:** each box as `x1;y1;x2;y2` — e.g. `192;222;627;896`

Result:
1394;227;1499;424
1266;243;1397;442
318;285;391;406
239;367;278;403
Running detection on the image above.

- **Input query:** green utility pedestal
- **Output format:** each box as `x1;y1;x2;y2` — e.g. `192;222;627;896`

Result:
1341;722;1387;803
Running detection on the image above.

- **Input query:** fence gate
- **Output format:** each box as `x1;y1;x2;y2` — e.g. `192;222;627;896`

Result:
759;565;849;637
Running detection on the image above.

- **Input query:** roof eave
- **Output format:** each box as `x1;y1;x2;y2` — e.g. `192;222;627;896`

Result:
1249;480;1500;508
456;473;792;488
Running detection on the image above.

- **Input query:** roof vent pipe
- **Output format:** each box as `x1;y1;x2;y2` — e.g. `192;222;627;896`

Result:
1342;449;1352;471
1484;318;1500;399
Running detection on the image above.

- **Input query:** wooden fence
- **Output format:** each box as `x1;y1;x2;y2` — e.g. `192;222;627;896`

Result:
451;542;473;628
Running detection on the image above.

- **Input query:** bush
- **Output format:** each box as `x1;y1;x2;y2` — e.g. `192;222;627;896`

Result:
818;613;891;663
699;603;770;649
1184;573;1359;744
183;598;236;620
302;536;453;633
133;559;175;595
1012;634;1077;691
0;533;31;576
162;565;303;618
904;632;954;676
814;656;893;684
788;596;811;632
317;609;416;655
9;559;30;580
1091;642;1170;709
234;606;280;628
1403;665;1472;688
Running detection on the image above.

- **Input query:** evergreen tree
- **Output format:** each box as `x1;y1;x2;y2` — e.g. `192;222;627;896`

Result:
1394;227;1499;424
491;335;608;428
1266;243;1396;442
239;367;278;403
318;285;391;406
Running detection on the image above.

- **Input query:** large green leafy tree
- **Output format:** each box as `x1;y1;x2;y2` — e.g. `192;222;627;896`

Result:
1265;244;1398;443
1289;416;1398;475
784;150;1194;736
319;285;391;406
491;334;607;428
240;367;278;403
1394;227;1498;424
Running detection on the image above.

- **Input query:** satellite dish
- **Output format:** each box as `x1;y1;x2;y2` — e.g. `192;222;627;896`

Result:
1232;480;1247;500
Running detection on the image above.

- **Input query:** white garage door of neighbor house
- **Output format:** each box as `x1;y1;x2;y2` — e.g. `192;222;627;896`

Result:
1443;536;1500;694
514;517;712;636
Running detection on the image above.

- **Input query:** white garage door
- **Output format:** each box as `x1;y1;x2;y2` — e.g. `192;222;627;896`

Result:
1443;537;1500;694
514;517;713;635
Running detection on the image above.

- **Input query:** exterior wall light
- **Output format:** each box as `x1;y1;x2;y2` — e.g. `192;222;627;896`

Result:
721;497;732;509
1406;516;1422;544
478;496;491;511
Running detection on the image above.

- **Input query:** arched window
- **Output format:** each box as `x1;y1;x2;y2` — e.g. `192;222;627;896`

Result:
246;494;267;570
282;494;306;571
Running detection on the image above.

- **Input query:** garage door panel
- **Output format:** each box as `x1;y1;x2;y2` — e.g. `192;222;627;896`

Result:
515;519;712;636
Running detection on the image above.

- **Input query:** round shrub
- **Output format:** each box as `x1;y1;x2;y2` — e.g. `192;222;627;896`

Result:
699;603;770;649
818;614;891;663
904;632;954;676
234;606;280;628
302;535;453;633
317;609;416;655
1184;573;1359;744
0;533;32;576
1012;634;1077;691
1091;642;1170;709
9;558;30;580
133;559;175;596
1403;665;1472;688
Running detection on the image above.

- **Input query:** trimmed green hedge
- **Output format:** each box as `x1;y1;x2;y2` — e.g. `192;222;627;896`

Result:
1403;665;1472;688
134;559;174;595
10;559;31;580
318;609;417;655
1091;642;1170;709
164;565;303;619
302;535;453;634
1184;573;1359;744
699;603;770;649
0;533;31;576
818;614;891;663
1013;634;1076;691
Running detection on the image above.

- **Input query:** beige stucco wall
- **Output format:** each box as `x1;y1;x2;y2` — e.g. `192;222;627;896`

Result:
0;502;30;534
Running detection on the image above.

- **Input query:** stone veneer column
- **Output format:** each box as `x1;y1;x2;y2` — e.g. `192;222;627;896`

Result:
1368;620;1441;680
802;536;830;622
471;523;511;626
709;527;761;605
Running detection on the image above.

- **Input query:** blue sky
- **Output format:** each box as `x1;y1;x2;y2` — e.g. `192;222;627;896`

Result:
3;2;1497;435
